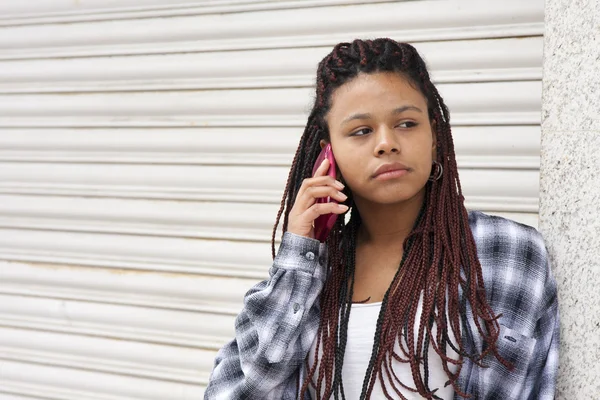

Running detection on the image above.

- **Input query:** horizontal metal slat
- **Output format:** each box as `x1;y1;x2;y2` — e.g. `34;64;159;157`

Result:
0;0;393;26
0;260;253;313
0;37;543;93
0;201;539;277
0;126;541;169
0;292;235;348
0;359;204;400
0;227;274;277
0;81;542;127
0;326;212;385
0;192;538;243
0;1;544;60
0;196;283;242
0;392;40;400
0;162;540;204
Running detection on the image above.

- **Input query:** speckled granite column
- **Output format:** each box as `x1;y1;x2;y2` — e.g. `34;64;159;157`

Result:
538;0;600;398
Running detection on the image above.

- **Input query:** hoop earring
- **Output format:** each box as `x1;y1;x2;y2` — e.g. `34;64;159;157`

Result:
428;161;443;181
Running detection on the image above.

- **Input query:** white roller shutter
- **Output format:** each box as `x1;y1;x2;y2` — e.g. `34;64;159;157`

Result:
0;1;544;398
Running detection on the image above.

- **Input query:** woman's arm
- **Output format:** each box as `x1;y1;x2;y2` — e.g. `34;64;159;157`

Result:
526;254;560;400
204;231;328;399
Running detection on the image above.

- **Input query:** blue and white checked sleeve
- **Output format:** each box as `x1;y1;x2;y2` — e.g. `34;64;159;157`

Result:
525;242;560;400
204;231;328;400
465;211;561;399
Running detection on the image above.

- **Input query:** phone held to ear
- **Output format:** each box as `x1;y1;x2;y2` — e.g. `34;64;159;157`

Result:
311;143;340;243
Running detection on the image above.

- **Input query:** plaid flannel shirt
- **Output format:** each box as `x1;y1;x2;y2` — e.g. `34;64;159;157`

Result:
204;210;560;399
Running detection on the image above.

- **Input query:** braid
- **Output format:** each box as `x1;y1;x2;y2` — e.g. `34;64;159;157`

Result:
271;114;320;258
269;38;512;400
331;212;357;399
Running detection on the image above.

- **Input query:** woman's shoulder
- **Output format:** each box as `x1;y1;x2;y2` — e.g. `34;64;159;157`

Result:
467;209;540;234
467;209;549;274
466;212;556;338
468;210;546;249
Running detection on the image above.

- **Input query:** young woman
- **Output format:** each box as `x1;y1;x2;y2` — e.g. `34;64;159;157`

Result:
204;39;559;400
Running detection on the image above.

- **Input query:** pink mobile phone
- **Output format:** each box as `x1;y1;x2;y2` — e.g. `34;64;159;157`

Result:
311;143;340;242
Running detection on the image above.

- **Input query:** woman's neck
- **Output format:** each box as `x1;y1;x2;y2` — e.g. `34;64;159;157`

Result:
354;188;425;249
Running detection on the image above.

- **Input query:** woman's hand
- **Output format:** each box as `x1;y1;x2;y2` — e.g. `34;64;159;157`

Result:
286;158;349;239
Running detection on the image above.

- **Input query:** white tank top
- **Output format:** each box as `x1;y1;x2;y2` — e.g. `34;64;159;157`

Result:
307;292;459;399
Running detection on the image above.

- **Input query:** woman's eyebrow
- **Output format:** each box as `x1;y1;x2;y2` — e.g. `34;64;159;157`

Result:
340;105;423;126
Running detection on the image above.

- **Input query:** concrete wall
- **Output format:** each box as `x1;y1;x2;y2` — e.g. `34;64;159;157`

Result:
539;0;600;397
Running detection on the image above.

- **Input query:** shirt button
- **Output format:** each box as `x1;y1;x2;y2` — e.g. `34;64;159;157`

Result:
293;303;300;313
305;251;315;261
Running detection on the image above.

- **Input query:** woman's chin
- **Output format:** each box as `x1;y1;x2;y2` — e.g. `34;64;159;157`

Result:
356;194;418;207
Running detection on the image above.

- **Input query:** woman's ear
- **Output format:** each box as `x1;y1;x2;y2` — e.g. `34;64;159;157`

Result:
319;138;344;184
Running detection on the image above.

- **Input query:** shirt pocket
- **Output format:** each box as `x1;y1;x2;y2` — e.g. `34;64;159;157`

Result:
480;324;537;399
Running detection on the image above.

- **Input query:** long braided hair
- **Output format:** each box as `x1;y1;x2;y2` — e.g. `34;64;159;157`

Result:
270;38;513;399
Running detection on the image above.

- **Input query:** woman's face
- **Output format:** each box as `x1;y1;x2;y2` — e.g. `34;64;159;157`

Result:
322;71;436;206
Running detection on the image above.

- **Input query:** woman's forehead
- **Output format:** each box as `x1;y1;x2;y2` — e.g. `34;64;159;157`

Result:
327;73;427;121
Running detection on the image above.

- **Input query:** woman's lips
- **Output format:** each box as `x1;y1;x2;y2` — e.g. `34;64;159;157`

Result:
373;169;409;180
372;161;411;179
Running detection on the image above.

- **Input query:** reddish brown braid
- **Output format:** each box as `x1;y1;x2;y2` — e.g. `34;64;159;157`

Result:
270;38;513;400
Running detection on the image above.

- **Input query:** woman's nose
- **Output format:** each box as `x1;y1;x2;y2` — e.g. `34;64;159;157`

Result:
373;127;399;155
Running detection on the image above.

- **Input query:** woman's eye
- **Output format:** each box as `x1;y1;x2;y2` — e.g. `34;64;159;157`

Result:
352;128;371;136
351;122;417;136
397;121;417;128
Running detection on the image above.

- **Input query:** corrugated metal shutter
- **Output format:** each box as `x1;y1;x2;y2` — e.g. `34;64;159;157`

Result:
0;1;544;398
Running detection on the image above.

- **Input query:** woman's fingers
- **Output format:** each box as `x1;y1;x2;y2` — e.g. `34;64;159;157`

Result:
286;158;348;239
303;202;349;222
313;157;330;177
296;184;347;211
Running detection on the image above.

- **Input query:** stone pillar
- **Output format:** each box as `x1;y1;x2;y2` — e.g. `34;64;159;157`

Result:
538;0;600;398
